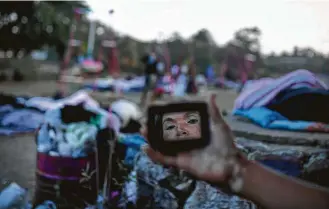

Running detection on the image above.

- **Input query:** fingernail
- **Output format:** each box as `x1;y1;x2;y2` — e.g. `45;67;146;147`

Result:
211;94;216;101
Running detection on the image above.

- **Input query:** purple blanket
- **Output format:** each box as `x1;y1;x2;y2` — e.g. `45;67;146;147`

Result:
234;69;327;111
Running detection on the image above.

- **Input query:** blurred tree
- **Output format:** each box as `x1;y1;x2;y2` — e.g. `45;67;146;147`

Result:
233;27;261;53
0;1;90;59
167;32;188;65
232;27;262;67
190;29;217;71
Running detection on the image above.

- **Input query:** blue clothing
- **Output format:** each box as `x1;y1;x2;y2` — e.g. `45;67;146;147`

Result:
117;134;147;166
233;107;329;132
173;74;188;96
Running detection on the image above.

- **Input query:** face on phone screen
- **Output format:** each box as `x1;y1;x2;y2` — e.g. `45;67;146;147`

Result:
162;111;201;141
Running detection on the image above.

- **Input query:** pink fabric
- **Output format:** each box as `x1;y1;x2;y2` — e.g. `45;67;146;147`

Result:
37;152;95;180
81;60;102;68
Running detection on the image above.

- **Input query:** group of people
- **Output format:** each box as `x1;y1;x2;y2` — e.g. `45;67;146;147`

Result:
139;52;198;105
139;42;256;103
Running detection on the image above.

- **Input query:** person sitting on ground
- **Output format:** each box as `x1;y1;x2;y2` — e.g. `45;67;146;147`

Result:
143;95;329;209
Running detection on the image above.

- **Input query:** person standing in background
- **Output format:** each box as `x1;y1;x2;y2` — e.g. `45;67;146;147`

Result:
140;52;158;105
150;60;167;102
186;60;198;94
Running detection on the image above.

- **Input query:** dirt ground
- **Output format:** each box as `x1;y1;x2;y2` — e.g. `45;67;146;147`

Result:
0;80;238;198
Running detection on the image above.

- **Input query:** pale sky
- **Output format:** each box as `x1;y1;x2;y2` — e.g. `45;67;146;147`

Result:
87;0;329;54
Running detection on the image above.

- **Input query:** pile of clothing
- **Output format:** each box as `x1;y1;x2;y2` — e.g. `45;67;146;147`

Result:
0;94;44;136
36;104;109;157
33;103;113;208
0;97;147;209
32;97;146;208
0;91;100;136
233;69;329;132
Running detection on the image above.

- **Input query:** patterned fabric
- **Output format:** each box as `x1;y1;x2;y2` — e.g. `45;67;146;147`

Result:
118;135;329;209
120;152;258;209
185;182;257;209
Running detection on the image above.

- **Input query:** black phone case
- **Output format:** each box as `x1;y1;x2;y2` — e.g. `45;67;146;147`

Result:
147;102;210;156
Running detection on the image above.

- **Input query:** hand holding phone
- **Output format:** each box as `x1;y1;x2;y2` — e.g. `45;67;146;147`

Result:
147;101;210;156
144;95;246;193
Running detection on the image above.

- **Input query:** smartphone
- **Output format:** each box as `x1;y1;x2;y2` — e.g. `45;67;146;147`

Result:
147;102;210;156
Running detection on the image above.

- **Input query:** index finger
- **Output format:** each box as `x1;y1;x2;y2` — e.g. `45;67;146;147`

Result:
142;92;155;113
208;94;225;125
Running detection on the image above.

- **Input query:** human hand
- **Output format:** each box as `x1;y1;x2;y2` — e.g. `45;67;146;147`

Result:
142;94;246;192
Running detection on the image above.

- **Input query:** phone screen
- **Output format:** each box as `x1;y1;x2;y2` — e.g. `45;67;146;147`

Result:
162;111;201;141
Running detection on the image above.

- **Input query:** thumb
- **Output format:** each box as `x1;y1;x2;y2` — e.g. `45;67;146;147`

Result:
142;92;154;114
208;94;225;125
